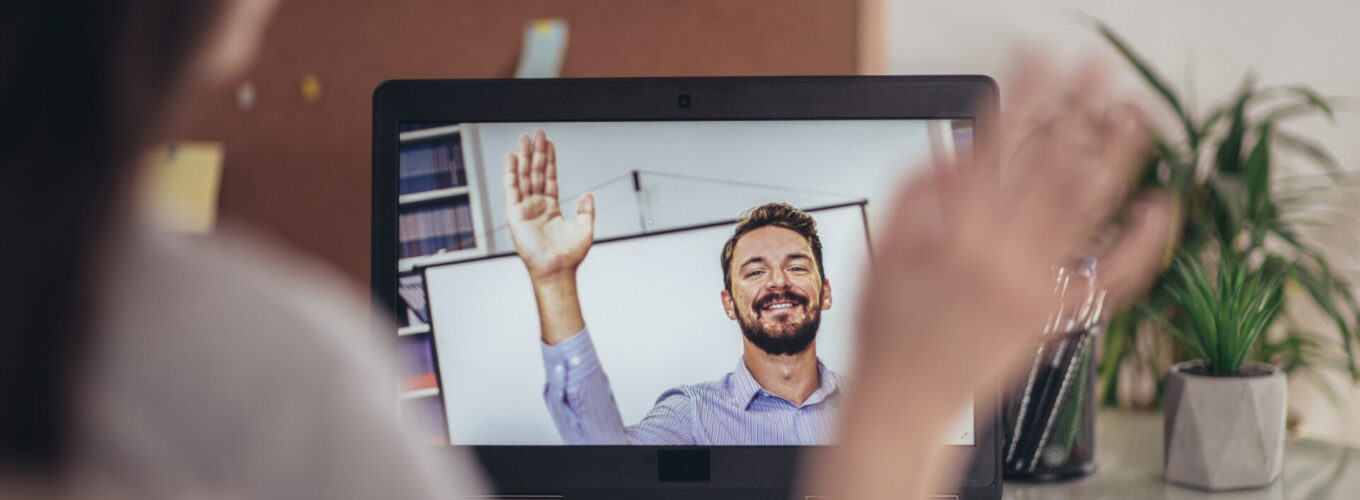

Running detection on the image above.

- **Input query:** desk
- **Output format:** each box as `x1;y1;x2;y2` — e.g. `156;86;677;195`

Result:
1003;410;1357;499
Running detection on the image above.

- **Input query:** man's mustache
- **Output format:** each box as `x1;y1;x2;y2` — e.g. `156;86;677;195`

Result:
753;291;809;316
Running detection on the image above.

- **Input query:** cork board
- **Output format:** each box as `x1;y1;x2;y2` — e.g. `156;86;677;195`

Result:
180;0;863;286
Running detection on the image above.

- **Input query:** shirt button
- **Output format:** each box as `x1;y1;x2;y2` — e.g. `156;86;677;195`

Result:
569;356;581;366
555;364;565;373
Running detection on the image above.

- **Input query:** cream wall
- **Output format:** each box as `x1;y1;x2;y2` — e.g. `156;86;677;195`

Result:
878;0;1360;444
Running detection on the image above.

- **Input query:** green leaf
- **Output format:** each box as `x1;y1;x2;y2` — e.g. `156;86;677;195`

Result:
1244;126;1272;229
1254;85;1335;122
1171;257;1217;336
1275;130;1342;173
1209;176;1248;247
1142;303;1209;361
1268;225;1360;379
1096;22;1198;144
1285;329;1347;353
1289;264;1359;378
1156;251;1289;375
1295;347;1354;373
1235;269;1285;372
1296;367;1344;411
1309;255;1360;379
1197;106;1229;143
1099;310;1134;406
1214;75;1257;175
1258;101;1335;125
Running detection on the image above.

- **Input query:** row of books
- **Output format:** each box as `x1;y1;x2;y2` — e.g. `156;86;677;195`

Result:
399;335;437;390
399;200;476;260
399;139;467;195
402;396;449;445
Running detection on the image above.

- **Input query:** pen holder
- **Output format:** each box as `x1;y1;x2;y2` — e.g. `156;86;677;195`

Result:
1002;260;1103;481
1001;327;1098;480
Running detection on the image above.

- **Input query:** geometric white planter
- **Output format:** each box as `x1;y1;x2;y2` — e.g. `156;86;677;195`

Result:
1163;361;1286;491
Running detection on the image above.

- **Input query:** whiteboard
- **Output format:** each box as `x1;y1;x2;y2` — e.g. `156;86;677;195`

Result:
470;120;941;254
425;204;869;445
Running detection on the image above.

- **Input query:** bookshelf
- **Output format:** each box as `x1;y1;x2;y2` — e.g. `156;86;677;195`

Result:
394;122;490;445
396;123;489;273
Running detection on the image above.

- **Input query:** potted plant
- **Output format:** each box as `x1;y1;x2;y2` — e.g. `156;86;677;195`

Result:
1091;22;1360;420
1147;251;1288;490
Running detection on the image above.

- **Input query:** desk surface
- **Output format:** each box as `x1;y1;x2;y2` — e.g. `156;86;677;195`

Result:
1003;410;1357;500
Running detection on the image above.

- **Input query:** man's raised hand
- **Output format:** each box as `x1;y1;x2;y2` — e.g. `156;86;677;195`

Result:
504;129;595;283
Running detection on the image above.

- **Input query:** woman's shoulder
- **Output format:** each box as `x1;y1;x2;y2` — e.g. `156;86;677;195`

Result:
75;222;483;499
91;222;384;391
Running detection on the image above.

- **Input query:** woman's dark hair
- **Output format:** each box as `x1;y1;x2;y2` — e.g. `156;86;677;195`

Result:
0;0;226;473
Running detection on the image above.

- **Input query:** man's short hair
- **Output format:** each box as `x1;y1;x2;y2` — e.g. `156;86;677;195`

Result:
720;203;826;293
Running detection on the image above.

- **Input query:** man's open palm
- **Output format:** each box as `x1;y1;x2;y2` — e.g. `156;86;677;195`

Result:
504;129;595;281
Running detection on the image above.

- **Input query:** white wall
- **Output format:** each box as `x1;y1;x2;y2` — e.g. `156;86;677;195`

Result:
881;0;1360;444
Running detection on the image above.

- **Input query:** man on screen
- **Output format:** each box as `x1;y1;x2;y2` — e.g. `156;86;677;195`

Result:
503;129;844;445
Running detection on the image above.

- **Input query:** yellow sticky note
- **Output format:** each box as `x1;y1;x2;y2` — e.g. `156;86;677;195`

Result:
533;19;555;35
300;74;322;102
515;18;568;78
140;142;224;234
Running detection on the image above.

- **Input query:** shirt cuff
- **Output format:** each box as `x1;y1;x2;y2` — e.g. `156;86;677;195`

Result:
541;328;602;388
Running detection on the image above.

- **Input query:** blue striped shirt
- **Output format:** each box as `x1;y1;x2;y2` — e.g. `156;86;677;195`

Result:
540;328;845;445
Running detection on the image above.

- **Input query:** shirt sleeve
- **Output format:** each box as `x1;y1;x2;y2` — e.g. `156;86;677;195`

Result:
541;329;695;445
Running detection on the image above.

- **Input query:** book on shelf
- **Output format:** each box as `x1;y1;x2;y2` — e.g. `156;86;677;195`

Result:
399;138;466;195
398;201;476;259
402;373;438;393
397;274;429;325
398;335;438;391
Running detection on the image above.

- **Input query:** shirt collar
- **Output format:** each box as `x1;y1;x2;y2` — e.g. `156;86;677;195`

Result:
731;357;842;410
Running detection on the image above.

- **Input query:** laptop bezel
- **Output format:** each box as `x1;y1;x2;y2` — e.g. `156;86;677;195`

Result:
372;76;1001;500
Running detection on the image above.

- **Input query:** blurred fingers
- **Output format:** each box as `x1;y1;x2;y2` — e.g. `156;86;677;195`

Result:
1095;191;1177;307
1043;104;1149;251
1001;47;1054;121
1081;107;1151;220
1068;55;1113;117
994;51;1059;181
877;163;962;260
1010;74;1149;260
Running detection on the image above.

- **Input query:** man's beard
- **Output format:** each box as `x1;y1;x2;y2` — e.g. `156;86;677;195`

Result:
736;291;821;356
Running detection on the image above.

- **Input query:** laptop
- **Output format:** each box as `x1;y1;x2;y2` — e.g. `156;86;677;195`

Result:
372;76;1001;500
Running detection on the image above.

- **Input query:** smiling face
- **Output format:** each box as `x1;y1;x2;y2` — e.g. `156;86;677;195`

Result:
722;226;832;356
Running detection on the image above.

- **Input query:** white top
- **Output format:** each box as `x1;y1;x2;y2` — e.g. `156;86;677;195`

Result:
19;223;486;499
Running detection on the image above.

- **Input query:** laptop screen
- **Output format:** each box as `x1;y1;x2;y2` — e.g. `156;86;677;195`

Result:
395;119;974;447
